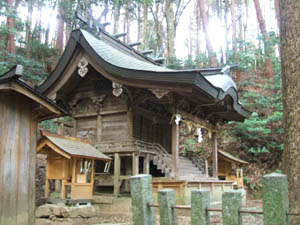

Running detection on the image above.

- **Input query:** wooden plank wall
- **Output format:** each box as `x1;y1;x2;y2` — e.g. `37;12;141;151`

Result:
0;92;37;225
133;114;172;153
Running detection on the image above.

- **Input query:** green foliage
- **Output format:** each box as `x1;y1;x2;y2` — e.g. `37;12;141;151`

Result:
39;119;58;133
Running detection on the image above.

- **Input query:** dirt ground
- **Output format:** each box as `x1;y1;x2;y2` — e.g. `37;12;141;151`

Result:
36;200;263;225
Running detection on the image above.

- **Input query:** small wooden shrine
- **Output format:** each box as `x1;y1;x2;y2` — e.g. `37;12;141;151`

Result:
36;14;250;197
38;131;110;199
208;150;249;188
0;65;65;225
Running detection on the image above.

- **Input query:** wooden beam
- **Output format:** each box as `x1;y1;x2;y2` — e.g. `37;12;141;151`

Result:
114;153;120;197
96;114;102;143
172;122;179;180
212;132;218;178
143;154;150;174
127;111;133;141
170;108;215;131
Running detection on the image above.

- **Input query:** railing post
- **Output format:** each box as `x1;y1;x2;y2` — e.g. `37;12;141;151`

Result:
158;189;178;225
191;190;210;225
222;190;242;225
263;173;289;225
130;174;156;225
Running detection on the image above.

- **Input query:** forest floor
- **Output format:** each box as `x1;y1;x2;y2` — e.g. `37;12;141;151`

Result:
36;200;263;225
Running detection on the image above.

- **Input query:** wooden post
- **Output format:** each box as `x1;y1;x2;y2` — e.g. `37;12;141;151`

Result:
114;153;120;197
72;118;77;137
212;132;218;178
205;160;208;177
45;179;50;198
143;154;150;174
96;115;102;143
132;153;139;176
172;121;179;180
127;110;133;141
90;160;95;198
72;158;76;183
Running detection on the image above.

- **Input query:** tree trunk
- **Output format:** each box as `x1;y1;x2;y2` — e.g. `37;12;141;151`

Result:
281;1;300;225
56;0;65;54
137;5;141;45
253;0;272;78
6;0;16;55
195;0;201;58
151;2;163;56
165;0;175;64
113;0;120;34
230;0;237;59
274;0;280;32
198;0;217;67
142;0;148;50
123;0;130;43
25;0;33;59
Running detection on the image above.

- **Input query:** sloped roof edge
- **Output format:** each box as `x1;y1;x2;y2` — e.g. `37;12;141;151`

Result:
37;29;251;121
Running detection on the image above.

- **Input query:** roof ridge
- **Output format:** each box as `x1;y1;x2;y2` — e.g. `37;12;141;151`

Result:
40;130;91;144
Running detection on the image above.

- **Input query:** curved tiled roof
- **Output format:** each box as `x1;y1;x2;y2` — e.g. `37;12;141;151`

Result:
37;29;251;122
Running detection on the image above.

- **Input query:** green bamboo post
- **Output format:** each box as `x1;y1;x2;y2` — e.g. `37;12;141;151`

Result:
130;174;156;225
158;189;178;225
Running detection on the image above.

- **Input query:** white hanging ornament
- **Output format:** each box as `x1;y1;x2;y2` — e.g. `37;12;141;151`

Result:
198;128;203;143
175;114;181;125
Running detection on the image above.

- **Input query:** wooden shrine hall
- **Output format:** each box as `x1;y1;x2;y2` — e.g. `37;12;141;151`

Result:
38;131;110;200
208;150;249;189
36;17;251;197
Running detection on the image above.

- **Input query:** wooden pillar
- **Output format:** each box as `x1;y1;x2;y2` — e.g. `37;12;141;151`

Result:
72;158;77;183
90;160;95;198
114;153;120;197
96;115;102;143
172;122;179;180
127;110;133;141
240;168;244;187
132;152;139;175
72;118;77;137
45;179;50;198
143;154;150;174
212;132;218;178
205;160;209;177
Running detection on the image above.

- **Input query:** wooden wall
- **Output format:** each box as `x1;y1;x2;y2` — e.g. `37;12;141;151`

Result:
0;92;37;225
133;114;172;152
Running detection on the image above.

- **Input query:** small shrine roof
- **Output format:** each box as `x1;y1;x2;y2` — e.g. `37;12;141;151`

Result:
209;150;249;165
38;131;111;161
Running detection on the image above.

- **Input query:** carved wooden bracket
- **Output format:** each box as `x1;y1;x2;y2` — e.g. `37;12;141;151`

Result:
149;88;169;99
112;81;123;97
78;57;89;77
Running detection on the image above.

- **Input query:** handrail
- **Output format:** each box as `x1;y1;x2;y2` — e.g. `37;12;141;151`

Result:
95;140;173;174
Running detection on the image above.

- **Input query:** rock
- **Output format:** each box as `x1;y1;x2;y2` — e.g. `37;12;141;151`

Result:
52;205;62;217
61;207;80;218
78;205;98;218
36;204;54;218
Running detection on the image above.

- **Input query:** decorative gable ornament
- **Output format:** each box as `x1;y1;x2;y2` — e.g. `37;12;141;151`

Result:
149;88;169;99
78;57;89;77
112;81;123;97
